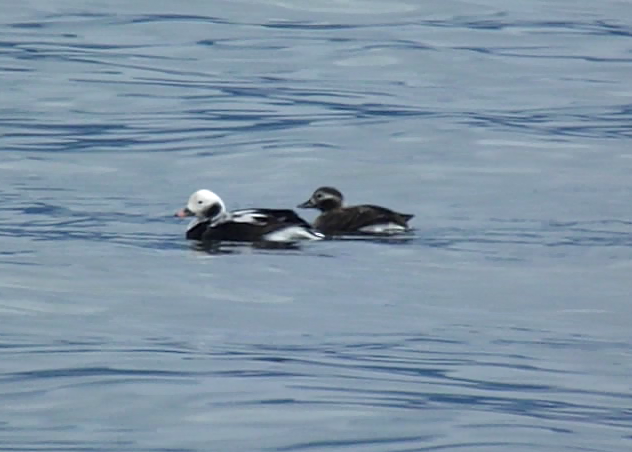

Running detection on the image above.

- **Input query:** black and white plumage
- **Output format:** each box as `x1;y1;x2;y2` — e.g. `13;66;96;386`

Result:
175;189;324;242
297;186;414;235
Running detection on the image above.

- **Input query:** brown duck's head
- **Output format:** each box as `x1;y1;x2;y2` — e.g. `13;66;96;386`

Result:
297;186;343;212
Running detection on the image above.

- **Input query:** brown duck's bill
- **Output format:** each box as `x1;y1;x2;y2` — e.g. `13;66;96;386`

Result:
297;199;315;208
175;207;194;218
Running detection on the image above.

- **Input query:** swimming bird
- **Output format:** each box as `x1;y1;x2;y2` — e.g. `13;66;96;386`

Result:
176;189;324;242
297;186;413;235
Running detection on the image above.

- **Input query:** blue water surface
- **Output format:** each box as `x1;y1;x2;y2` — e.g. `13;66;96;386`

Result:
1;1;632;451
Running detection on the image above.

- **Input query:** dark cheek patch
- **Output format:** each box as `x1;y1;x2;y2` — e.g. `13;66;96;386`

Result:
203;203;222;219
320;198;339;210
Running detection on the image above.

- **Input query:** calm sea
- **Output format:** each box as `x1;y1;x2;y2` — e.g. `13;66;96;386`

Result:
1;1;632;451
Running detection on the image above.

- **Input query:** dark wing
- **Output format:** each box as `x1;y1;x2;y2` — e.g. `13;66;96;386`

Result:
197;208;316;242
317;205;412;234
186;218;210;240
360;205;414;225
231;208;311;227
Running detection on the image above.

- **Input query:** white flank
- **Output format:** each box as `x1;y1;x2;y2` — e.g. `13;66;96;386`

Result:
263;226;324;242
358;222;407;234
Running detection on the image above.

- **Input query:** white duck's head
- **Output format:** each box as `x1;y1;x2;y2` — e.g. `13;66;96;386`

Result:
175;189;229;226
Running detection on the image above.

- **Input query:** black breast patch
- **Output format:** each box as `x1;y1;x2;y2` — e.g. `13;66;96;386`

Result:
203;203;222;219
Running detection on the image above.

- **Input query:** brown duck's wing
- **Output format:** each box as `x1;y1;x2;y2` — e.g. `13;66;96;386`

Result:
355;205;414;228
360;205;414;223
317;205;412;234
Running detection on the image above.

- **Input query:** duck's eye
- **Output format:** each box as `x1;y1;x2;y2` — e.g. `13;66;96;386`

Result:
315;193;323;199
198;200;203;204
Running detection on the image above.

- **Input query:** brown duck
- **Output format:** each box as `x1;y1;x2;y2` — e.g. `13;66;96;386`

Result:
297;187;413;235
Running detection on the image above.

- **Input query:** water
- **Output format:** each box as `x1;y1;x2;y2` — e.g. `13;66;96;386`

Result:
1;1;632;451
